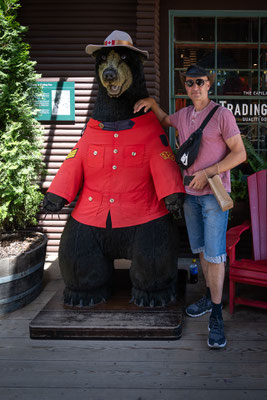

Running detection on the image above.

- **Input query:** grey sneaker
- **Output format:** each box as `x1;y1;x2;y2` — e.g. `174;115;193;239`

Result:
185;296;212;317
208;316;227;349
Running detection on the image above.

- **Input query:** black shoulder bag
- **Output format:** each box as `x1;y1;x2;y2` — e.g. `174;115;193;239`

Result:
175;105;220;169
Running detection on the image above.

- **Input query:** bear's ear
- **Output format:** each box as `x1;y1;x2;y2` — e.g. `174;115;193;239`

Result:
139;54;147;64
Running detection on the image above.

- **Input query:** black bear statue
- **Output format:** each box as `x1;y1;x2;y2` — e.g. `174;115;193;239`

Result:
43;30;185;308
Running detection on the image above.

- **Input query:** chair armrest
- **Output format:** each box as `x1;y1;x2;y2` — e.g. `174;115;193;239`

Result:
226;220;251;265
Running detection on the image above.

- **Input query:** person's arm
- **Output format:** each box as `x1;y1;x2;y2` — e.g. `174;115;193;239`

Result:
205;134;246;177
134;97;173;128
189;134;247;190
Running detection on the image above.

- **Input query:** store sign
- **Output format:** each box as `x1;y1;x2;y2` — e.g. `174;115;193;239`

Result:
219;100;267;123
35;81;75;121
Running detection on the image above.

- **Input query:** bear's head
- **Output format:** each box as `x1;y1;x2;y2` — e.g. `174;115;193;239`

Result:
95;47;145;98
91;46;149;122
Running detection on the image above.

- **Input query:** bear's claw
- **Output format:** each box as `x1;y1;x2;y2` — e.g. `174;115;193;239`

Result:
131;284;177;308
63;286;112;307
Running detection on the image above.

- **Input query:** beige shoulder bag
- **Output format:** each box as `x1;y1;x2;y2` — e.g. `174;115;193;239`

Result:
204;170;233;212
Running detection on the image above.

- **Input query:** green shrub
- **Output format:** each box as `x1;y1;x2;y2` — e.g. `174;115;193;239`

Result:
0;0;45;232
242;136;267;173
230;169;248;202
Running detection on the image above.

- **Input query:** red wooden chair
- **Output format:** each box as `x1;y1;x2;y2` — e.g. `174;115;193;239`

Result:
226;169;267;314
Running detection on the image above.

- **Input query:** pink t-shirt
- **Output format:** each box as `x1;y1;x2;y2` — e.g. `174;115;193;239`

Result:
169;100;240;195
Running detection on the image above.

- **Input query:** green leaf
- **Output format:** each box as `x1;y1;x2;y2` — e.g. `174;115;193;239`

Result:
0;0;46;232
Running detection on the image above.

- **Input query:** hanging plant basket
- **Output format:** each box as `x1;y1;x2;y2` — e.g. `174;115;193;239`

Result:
0;231;47;315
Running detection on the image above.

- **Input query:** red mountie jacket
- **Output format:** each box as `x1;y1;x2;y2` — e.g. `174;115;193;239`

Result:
48;111;185;228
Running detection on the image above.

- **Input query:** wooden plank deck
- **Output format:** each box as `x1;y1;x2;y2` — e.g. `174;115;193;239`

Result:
29;269;187;340
0;256;267;400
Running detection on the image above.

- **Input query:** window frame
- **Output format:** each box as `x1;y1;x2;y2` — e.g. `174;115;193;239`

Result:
168;10;267;152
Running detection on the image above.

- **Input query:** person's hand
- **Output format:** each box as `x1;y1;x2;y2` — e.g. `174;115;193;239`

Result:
189;170;208;190
43;192;68;212
164;192;185;213
133;97;156;114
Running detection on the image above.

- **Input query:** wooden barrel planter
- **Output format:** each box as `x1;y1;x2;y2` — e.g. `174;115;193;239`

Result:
0;232;47;315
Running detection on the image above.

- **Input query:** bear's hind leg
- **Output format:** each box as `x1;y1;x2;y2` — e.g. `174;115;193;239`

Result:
59;217;114;306
130;215;178;307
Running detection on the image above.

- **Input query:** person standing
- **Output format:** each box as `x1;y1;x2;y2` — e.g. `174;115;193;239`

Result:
134;65;246;348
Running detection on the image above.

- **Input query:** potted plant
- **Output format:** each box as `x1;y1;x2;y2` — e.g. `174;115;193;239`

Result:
0;0;47;314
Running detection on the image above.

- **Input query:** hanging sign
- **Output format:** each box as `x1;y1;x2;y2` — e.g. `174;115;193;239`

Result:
35;81;75;121
219;100;267;123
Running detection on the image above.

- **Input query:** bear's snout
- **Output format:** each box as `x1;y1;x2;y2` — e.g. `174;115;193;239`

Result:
103;68;117;83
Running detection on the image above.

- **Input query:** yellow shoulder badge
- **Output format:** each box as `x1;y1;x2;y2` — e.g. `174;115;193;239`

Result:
66;148;78;160
160;151;175;161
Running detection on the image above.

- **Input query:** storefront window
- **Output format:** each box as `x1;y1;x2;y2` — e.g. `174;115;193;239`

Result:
217;47;258;69
260;48;267;69
173;17;214;42
217;70;258;95
170;11;267;157
261;18;267;41
217;17;258;42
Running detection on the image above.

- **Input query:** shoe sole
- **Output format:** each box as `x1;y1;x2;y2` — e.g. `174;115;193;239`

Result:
207;339;227;349
185;308;212;318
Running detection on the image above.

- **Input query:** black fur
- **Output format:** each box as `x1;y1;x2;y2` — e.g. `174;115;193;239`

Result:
160;134;169;147
92;47;149;121
59;215;178;307
43;192;67;212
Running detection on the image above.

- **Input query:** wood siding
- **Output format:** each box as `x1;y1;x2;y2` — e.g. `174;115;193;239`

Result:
19;0;159;252
137;0;160;102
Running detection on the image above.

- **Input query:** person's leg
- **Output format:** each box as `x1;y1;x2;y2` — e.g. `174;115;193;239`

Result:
184;195;212;317
199;251;210;293
208;261;225;305
201;195;229;348
183;195;204;257
202;194;228;309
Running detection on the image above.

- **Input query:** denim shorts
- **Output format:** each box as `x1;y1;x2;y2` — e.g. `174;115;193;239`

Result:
183;194;229;264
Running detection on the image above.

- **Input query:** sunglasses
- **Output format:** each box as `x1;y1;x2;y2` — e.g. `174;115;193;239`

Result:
185;79;209;87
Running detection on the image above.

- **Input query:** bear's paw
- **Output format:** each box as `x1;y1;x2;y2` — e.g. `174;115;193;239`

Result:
130;284;177;308
63;286;112;307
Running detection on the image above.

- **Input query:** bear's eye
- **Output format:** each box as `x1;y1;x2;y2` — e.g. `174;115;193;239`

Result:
121;54;127;60
101;55;107;61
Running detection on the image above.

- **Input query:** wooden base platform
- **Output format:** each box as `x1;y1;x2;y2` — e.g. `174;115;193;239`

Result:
30;269;187;340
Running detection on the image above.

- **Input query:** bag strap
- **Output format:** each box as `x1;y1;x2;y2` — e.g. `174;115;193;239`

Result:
198;105;220;131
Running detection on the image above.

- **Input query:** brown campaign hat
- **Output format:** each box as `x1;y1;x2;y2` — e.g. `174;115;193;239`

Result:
85;30;149;59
